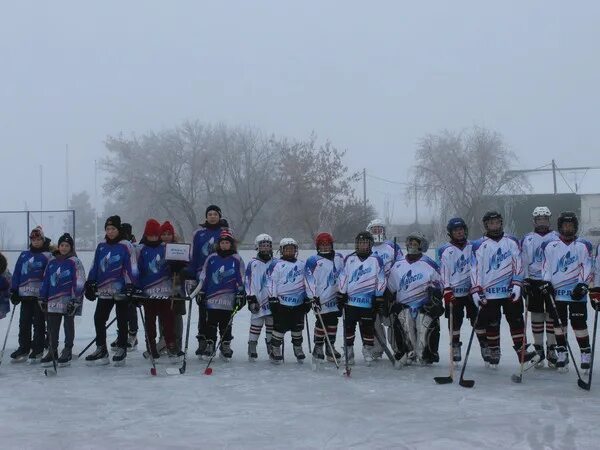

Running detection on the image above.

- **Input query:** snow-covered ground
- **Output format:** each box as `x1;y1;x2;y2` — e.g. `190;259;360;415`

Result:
1;251;600;449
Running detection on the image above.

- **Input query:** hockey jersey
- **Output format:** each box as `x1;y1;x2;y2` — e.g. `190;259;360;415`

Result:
0;269;11;319
542;238;593;302
388;255;441;311
268;258;307;307
372;241;404;276
199;253;245;311
471;235;523;300
304;253;345;314
137;243;173;298
11;248;53;297
39;254;86;315
338;253;386;309
437;242;472;297
189;222;227;279
521;231;559;280
87;239;139;298
245;257;277;318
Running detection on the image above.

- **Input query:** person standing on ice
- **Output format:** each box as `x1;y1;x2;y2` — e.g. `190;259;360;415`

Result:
305;232;345;364
521;207;560;368
245;233;277;361
387;232;443;365
540;212;593;371
0;251;11;320
590;243;600;323
366;219;403;361
9;226;53;363
38;233;85;367
188;205;229;358
267;237;309;364
84;215;139;366
337;231;386;365
196;228;245;361
470;211;537;368
437;218;486;364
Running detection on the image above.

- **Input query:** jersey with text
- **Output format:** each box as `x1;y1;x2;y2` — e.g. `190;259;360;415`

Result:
304;253;345;314
387;255;441;311
268;259;307;307
372;241;404;276
40;255;86;315
199;253;245;311
338;253;386;309
521;231;559;280
245;257;277;318
437;242;472;297
542;238;593;302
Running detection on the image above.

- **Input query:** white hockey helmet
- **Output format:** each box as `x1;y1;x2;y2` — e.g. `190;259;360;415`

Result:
279;237;298;254
254;233;273;250
532;206;551;218
366;218;386;244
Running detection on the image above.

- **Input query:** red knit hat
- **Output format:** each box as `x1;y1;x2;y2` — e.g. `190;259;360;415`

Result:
160;221;175;236
144;219;161;237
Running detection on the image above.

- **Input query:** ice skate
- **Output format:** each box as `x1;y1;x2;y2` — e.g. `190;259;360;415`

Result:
293;344;305;363
112;347;127;366
85;346;109;366
248;341;258;361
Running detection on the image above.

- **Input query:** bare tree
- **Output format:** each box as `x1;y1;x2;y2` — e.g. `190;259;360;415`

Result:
413;126;529;234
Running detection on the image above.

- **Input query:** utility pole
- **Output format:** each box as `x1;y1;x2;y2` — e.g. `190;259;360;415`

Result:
552;159;557;195
363;168;367;222
39;165;43;213
94;160;99;247
66;144;70;208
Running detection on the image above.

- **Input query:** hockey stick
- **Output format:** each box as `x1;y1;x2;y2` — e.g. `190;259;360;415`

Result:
204;305;240;375
305;312;311;350
511;296;530;383
77;317;117;359
0;306;16;369
42;308;58;377
166;288;194;375
434;302;454;384
314;309;340;370
548;294;585;385
342;307;351;377
458;306;481;388
373;316;396;366
578;308;598;391
137;305;157;376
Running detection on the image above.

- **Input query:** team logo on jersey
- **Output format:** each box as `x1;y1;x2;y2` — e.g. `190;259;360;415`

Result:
553;251;577;275
50;267;71;287
201;237;215;256
284;266;302;284
533;246;544;263
486;248;511;274
212;264;236;284
100;252;121;272
350;264;372;283
148;254;162;274
399;269;423;291
21;256;43;276
451;255;468;276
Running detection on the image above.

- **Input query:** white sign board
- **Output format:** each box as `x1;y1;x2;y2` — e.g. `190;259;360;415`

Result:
165;243;191;262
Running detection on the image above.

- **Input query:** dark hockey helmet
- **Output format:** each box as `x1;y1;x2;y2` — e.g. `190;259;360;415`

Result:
405;231;429;254
355;231;374;255
446;217;468;237
557;211;578;236
482;211;502;224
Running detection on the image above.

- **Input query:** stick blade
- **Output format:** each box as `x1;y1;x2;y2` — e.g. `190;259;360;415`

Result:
204;367;213;375
44;369;57;377
434;376;453;385
511;374;523;383
150;368;157;376
459;378;475;388
577;379;591;391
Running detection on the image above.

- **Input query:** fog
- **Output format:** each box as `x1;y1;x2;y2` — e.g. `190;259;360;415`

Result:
1;1;599;224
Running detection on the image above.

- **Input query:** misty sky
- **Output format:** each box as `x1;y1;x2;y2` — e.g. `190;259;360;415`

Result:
1;1;599;224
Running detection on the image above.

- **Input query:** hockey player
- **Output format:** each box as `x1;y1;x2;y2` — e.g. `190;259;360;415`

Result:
136;219;180;362
591;244;600;320
196;229;245;360
38;233;85;367
540;212;593;371
9;226;52;363
337;232;386;365
268;238;308;364
189;205;229;357
437;218;485;363
471;211;537;367
0;252;11;320
521;207;559;367
366;219;403;360
245;234;276;360
84;215;139;366
305;232;345;363
387;232;443;365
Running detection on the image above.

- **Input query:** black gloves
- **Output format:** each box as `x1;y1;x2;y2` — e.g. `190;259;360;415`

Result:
10;290;20;306
336;292;348;311
268;297;280;313
84;281;97;301
311;297;322;313
247;295;260;314
571;283;589;301
538;281;554;298
65;301;77;316
373;296;386;314
235;291;247;309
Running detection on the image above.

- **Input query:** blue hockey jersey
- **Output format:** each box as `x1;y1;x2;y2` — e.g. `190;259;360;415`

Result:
87;239;139;298
39;254;86;315
11;249;53;297
137;243;173;297
199;253;245;311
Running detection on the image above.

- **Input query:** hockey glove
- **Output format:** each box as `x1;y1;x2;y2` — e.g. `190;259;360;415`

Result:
373;296;386;314
510;285;522;303
10;290;20;306
421;296;444;318
184;279;198;296
124;284;135;300
84;281;97;301
522;278;533;298
311;297;322;313
65;300;77;316
268;297;280;313
571;283;589;301
442;288;455;306
336;292;348;311
538;281;554;298
196;292;206;308
590;288;600;311
247;295;260;314
235;290;247;309
390;302;405;315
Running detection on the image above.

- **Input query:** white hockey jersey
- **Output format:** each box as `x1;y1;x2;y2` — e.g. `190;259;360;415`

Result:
304;253;345;314
244;257;277;319
521;231;559;280
437;242;472;297
338;253;386;309
372;240;404;276
541;238;593;302
387;255;441;311
267;258;306;307
471;235;523;300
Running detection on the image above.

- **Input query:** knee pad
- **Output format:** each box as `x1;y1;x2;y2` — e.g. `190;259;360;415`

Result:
417;313;440;362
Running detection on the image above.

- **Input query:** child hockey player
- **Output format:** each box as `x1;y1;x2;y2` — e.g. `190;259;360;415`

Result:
337;231;386;365
10;226;52;362
471;211;537;368
388;232;443;365
39;233;85;367
437;218;485;363
245;234;276;361
84;215;139;366
137;219;180;362
521;207;559;367
541;212;593;371
305;232;345;363
366;219;403;360
189;205;229;357
197;229;245;360
268;238;308;364
0;252;10;320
